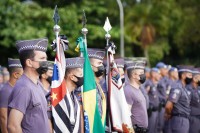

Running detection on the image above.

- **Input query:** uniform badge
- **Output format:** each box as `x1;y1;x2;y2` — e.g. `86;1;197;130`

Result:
187;91;191;95
152;87;156;91
172;93;177;99
174;89;180;94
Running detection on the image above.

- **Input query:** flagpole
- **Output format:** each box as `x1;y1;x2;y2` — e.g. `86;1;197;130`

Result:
81;10;88;133
80;10;88;108
104;17;112;76
103;17;112;132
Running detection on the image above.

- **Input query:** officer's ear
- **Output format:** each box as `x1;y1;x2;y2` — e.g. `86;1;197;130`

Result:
26;59;33;68
69;74;74;81
69;74;78;82
68;69;76;81
13;72;18;79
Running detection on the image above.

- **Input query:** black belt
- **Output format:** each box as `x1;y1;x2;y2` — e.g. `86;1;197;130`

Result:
191;115;200;119
133;125;148;133
172;114;189;119
151;106;159;111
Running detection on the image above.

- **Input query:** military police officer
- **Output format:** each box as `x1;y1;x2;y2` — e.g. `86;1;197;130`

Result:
88;48;106;120
156;62;169;133
145;68;161;133
40;61;54;95
124;61;148;133
187;68;200;133
8;38;50;133
165;65;193;133
0;58;23;133
163;67;178;133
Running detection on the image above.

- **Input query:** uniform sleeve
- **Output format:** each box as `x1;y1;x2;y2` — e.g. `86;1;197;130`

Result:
190;89;199;106
0;89;9;108
124;87;134;105
168;87;181;103
8;87;31;114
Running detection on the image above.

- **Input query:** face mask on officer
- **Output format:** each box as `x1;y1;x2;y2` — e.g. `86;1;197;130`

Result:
72;75;84;88
93;65;105;77
46;76;52;84
185;77;192;85
139;74;146;84
31;60;49;75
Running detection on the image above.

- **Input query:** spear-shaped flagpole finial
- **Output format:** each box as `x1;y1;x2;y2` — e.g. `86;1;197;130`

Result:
52;5;61;53
53;5;60;34
53;5;60;25
82;10;87;28
81;10;88;36
104;17;112;46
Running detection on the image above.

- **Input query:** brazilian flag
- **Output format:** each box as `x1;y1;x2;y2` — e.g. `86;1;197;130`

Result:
76;37;105;133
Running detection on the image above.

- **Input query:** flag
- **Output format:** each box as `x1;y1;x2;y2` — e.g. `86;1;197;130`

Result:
51;37;80;133
76;37;105;133
107;43;134;133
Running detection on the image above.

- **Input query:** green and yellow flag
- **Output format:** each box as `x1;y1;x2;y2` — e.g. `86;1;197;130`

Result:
76;37;105;133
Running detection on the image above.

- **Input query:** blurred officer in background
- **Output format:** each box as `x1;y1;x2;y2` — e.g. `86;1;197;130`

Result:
165;65;193;133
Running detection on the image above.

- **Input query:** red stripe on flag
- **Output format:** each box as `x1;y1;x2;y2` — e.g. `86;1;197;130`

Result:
51;81;66;107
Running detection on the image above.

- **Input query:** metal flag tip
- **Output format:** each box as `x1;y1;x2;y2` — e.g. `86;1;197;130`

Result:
53;5;60;25
82;10;87;28
103;17;112;32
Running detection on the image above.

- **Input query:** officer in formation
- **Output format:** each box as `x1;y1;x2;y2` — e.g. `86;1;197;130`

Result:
88;48;107;120
165;65;193;133
163;67;178;133
186;68;200;133
39;61;54;133
63;57;84;132
7;38;50;133
39;61;54;95
1;36;200;133
124;61;148;133
145;68;161;133
156;62;169;133
115;58;125;84
0;58;23;133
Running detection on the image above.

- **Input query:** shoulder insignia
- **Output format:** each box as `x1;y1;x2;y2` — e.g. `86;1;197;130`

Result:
174;89;180;94
172;93;177;99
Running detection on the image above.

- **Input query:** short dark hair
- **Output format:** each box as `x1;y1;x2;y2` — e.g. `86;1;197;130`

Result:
19;50;35;69
65;68;75;78
127;68;134;79
178;72;183;79
8;67;22;75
